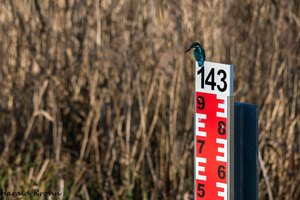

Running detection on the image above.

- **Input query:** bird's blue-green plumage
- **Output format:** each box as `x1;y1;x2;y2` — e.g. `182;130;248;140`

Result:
193;46;206;67
185;42;206;67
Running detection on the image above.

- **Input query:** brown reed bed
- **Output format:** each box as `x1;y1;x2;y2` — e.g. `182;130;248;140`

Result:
0;0;299;199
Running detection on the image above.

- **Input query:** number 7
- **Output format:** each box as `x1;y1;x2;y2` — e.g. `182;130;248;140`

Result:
197;140;205;154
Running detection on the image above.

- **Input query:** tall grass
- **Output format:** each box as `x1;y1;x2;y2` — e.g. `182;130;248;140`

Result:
0;0;299;199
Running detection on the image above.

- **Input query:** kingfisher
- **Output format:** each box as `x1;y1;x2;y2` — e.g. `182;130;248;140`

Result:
185;42;206;67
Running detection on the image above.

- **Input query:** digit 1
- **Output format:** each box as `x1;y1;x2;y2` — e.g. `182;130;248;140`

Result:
197;67;204;89
197;96;205;110
218;121;226;135
197;183;205;197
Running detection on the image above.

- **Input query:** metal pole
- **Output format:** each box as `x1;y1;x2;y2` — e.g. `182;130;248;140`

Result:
234;102;258;200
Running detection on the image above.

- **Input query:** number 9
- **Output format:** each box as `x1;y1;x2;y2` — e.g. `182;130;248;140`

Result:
197;96;205;110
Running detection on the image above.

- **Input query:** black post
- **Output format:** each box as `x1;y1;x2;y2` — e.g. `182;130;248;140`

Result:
234;102;258;200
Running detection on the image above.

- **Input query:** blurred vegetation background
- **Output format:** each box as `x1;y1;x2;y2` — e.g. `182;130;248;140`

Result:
0;0;299;199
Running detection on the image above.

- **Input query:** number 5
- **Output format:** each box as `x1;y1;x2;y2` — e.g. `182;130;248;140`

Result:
197;183;205;197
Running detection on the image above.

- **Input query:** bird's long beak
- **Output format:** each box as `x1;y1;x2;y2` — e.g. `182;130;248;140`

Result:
185;47;192;53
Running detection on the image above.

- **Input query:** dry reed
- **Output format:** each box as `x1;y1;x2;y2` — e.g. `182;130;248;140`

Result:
0;0;299;199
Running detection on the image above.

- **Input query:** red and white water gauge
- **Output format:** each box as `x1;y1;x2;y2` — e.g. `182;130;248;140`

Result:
194;61;234;200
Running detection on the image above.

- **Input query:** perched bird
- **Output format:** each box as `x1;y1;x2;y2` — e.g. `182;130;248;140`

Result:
185;42;206;67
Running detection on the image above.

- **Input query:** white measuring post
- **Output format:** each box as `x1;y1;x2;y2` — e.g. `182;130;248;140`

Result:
194;61;234;200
